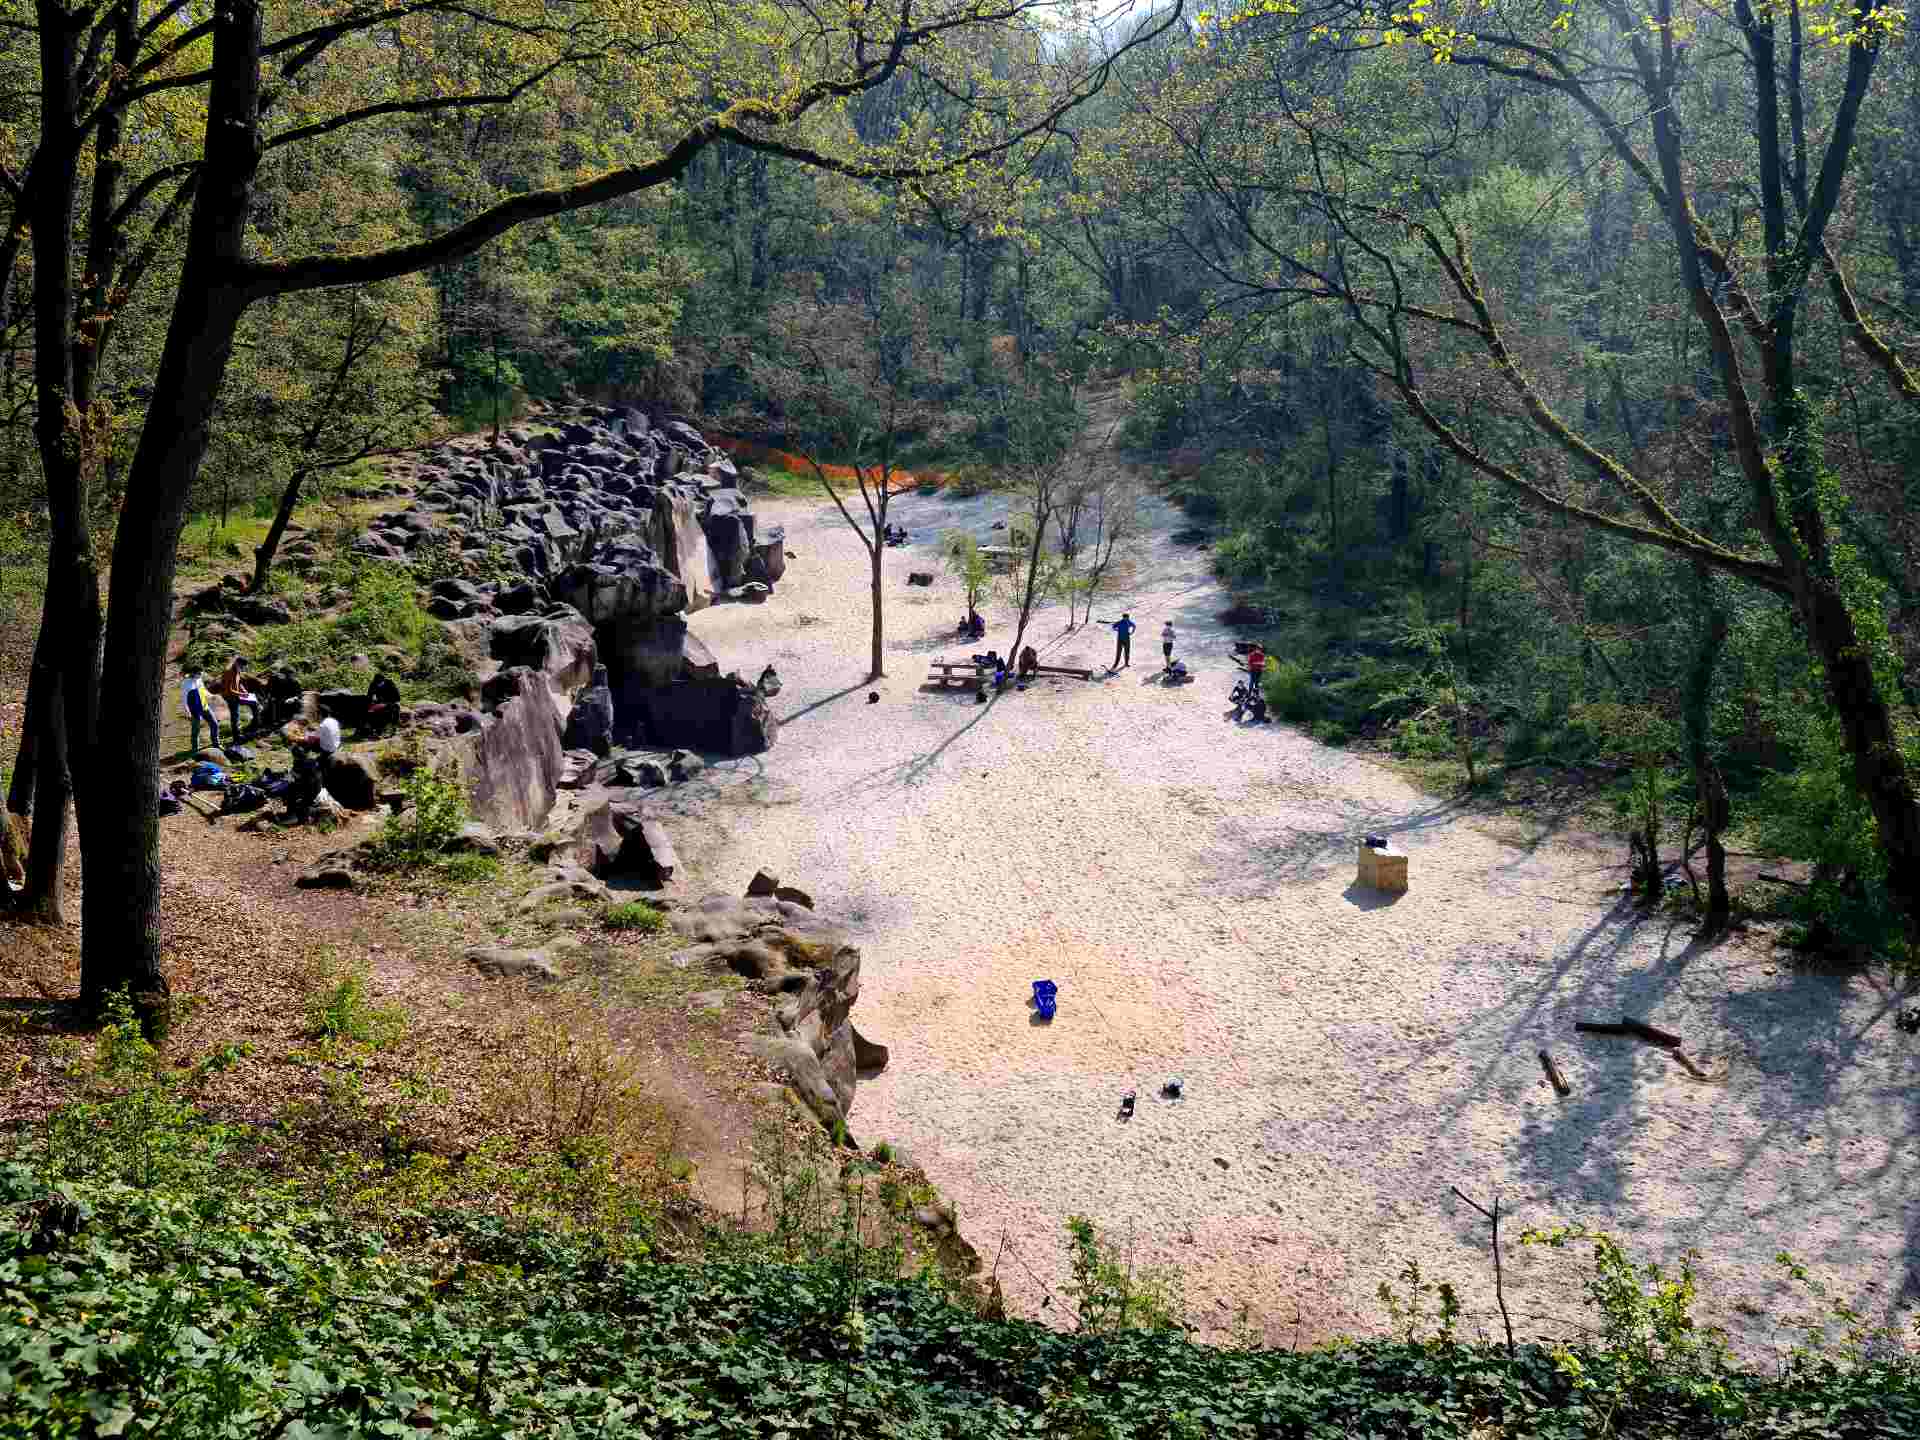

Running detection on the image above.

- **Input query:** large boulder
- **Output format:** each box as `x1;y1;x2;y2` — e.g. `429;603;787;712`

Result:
457;667;565;833
533;796;675;881
647;490;715;613
598;618;719;714
549;538;687;629
671;892;880;1135
563;665;616;755
641;673;777;756
323;754;379;811
701;494;754;588
487;609;597;693
316;689;371;728
751;525;787;584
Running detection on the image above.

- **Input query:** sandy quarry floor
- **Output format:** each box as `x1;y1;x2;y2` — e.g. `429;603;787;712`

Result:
654;476;1918;1357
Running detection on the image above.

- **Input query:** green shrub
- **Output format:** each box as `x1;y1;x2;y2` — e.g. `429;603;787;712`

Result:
1211;529;1267;584
605;900;667;933
1389;714;1455;760
1310;719;1350;747
946;464;996;498
1263;657;1321;722
1063;1214;1186;1335
367;761;468;871
335;563;428;651
302;954;406;1048
436;852;500;886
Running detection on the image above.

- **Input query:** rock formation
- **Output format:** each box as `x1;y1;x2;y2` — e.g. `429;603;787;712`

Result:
669;891;888;1139
356;405;784;763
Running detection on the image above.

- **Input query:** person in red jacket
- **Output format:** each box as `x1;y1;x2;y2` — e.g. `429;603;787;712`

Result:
1245;643;1266;687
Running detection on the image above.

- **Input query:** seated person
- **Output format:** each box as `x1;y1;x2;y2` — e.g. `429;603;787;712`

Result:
1018;645;1040;678
292;714;343;761
286;747;325;818
363;672;402;732
263;668;304;728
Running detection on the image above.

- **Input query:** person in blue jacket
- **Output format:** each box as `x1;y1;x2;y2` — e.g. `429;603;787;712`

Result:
1110;612;1136;669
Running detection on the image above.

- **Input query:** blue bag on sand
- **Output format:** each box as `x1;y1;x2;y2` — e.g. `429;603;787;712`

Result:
190;762;226;791
1032;979;1057;1022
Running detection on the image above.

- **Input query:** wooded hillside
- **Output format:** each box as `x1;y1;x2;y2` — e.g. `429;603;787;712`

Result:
4;0;1920;978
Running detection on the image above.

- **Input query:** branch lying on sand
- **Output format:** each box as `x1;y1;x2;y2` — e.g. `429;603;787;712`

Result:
1574;1017;1682;1049
1538;1049;1571;1096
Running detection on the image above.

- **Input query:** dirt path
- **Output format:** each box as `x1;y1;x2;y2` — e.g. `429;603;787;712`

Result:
656;412;1918;1354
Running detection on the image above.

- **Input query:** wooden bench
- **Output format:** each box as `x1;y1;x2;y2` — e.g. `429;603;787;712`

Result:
928;660;990;691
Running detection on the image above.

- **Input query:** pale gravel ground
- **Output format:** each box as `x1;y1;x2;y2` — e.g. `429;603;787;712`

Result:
655;482;1919;1357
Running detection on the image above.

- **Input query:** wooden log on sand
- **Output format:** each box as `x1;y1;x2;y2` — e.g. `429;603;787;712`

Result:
1539;1050;1571;1096
1671;1051;1712;1080
1574;1021;1634;1039
1621;1016;1682;1049
1030;663;1093;680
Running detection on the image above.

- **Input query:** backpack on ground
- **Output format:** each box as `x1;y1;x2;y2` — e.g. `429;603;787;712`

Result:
221;783;267;814
190;762;226;790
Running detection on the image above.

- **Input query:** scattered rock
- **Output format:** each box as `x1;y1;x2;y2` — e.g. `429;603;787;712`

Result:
746;869;780;897
906;572;934;587
773;884;814;910
296;861;355;890
688;989;731;1013
465;946;558;980
448;822;499;856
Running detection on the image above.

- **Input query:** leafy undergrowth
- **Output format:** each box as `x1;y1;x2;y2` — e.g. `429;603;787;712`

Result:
5;1065;1916;1439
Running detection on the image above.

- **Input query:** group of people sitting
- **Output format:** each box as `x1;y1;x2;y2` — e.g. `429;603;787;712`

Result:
883;523;910;547
957;609;987;640
182;657;402;756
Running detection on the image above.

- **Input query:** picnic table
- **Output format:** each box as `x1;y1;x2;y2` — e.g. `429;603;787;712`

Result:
927;659;991;691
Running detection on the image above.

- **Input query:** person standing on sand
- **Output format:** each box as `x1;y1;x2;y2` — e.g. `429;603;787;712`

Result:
1161;621;1176;667
1110;612;1136;669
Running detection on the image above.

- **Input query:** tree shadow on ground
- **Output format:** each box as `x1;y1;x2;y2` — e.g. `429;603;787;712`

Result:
776;679;871;728
820;695;1002;802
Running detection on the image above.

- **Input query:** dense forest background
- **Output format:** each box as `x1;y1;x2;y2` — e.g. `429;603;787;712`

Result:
5;0;1920;969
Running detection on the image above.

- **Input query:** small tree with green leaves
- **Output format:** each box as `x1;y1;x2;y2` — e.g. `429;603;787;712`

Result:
942;532;992;629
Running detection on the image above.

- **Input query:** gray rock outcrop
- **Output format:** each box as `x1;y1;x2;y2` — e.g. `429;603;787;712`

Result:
670;892;886;1138
456;666;565;833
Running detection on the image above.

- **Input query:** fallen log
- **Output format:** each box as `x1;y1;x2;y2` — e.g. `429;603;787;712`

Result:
1621;1016;1682;1049
1030;663;1093;679
1758;872;1808;888
1539;1049;1571;1097
1574;1021;1634;1039
1671;1051;1712;1080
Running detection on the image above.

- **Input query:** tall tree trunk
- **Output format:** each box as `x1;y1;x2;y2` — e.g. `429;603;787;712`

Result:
7;615;52;817
251;466;311;592
1683;564;1731;933
79;0;264;1014
869;540;884;680
20;674;67;922
24;0;91;929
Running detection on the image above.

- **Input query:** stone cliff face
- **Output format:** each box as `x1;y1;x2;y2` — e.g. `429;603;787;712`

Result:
350;406;783;820
669;893;889;1140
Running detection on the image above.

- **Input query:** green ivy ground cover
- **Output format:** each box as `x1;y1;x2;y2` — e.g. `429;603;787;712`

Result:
4;1137;1917;1440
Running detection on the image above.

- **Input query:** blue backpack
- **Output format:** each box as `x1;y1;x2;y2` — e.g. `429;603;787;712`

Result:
190;762;226;791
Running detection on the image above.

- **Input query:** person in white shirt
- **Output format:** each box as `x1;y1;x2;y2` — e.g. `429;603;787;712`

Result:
293;715;342;757
1161;622;1176;667
182;668;220;753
